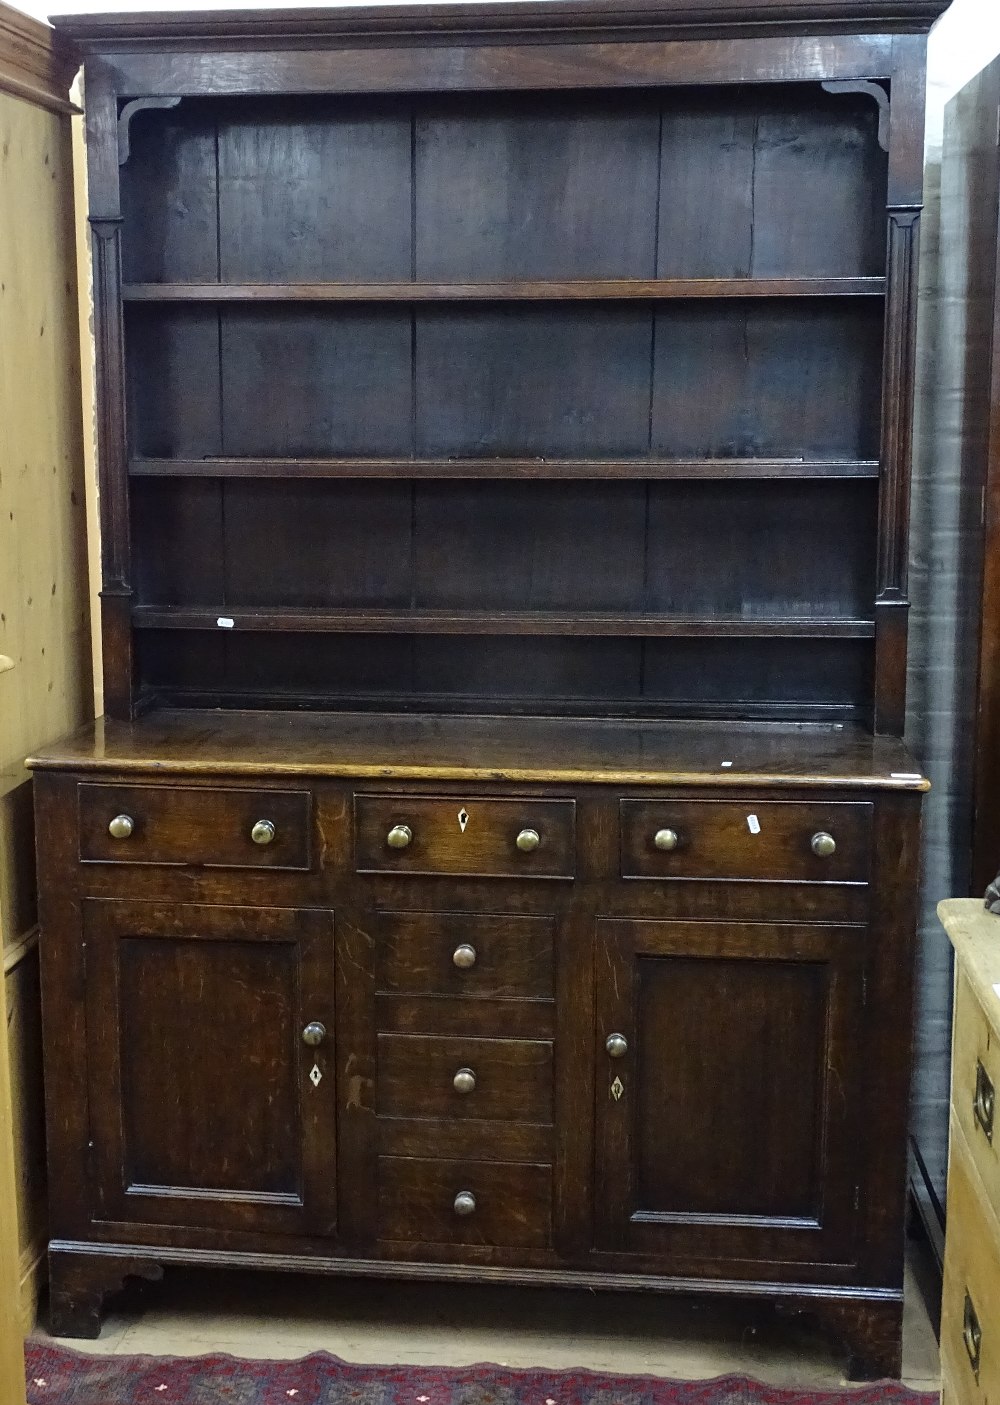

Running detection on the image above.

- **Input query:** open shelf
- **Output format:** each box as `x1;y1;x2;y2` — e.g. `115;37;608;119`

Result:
120;277;887;303
132;606;877;639
129;457;882;481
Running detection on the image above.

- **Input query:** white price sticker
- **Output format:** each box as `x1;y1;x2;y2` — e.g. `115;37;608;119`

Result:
747;814;761;835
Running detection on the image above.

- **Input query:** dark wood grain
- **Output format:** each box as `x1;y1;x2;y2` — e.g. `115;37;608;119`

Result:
120;278;887;301
129;607;877;638
375;911;555;1000
354;794;576;878
376;1034;553;1122
129;456;882;480
619;798;873;882
77;781;312;868
35;3;933;1378
377;1157;552;1249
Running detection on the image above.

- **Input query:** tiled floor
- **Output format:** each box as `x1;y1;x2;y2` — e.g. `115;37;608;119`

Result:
32;1248;941;1390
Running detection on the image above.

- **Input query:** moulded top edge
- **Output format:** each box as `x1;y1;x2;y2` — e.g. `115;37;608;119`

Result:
48;0;951;48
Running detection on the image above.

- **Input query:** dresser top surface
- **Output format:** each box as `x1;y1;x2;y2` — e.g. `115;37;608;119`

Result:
26;710;927;789
940;898;1000;1033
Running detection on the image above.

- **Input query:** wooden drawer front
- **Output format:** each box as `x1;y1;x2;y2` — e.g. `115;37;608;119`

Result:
79;783;312;869
952;971;1000;1214
942;1128;1000;1405
376;911;555;1000
355;795;575;878
620;799;872;883
377;1034;553;1122
377;1156;551;1248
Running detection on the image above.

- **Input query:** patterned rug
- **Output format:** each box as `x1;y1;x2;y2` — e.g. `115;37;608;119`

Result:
23;1346;939;1405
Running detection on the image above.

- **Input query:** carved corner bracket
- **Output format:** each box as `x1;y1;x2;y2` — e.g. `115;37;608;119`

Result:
821;81;890;152
118;96;182;165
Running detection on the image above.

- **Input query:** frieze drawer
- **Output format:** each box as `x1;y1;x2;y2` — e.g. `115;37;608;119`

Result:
78;783;312;869
620;799;873;883
355;795;575;878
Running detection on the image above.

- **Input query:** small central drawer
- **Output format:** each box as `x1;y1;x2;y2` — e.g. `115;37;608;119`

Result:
377;1156;552;1248
377;1033;553;1122
376;911;555;1000
355;795;575;878
78;783;312;869
620;799;872;883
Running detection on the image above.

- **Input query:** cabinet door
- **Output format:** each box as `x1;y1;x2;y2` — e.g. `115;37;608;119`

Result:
83;900;336;1236
595;920;864;1268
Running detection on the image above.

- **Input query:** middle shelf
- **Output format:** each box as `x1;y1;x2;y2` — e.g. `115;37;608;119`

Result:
120;278;888;303
131;607;877;639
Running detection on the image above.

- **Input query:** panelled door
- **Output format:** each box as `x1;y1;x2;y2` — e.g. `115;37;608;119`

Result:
595;919;866;1269
83;900;336;1236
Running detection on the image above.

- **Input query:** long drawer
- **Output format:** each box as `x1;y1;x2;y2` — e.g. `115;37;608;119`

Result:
620;798;872;883
355;794;575;878
78;783;312;869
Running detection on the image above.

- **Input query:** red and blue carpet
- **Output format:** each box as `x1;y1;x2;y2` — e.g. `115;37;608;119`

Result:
23;1347;938;1405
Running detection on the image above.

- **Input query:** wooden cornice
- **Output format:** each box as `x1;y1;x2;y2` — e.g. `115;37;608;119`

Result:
50;0;952;51
0;2;78;114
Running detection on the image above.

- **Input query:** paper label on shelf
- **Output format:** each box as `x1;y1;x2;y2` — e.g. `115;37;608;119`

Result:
747;814;761;834
217;617;235;629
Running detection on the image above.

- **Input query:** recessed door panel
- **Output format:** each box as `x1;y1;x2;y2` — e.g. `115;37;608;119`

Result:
595;919;864;1268
83;899;336;1236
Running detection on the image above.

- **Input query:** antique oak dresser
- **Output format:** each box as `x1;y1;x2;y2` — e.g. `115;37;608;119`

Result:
29;0;945;1376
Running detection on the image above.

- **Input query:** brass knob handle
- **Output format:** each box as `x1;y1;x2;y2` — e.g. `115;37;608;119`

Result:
516;828;540;853
811;831;836;858
108;814;134;840
453;1067;476;1095
301;1021;326;1047
453;1190;477;1216
606;1032;628;1059
251;819;276;846
452;943;477;970
654;828;678;851
387;824;412;849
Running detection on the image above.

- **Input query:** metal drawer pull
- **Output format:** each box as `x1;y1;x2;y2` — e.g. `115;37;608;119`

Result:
516;828;540;852
452;943;477;970
654;828;679;851
251;819;275;845
386;824;412;849
453;1190;476;1216
108;814;134;839
301;1022;326;1047
811;831;836;857
453;1067;476;1095
974;1059;995;1143
963;1291;982;1381
605;1033;628;1059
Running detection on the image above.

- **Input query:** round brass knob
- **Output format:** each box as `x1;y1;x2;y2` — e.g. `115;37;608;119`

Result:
811;831;836;858
516;828;540;853
453;1067;476;1095
453;1190;477;1216
605;1032;628;1059
654;828;679;851
108;814;134;840
301;1021;326;1047
452;943;477;970
251;819;276;846
387;824;413;850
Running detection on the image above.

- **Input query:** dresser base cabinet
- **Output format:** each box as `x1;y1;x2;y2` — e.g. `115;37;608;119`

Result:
31;715;925;1378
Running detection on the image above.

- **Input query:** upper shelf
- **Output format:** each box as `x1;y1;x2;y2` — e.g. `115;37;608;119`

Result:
120;277;888;304
129;456;881;481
